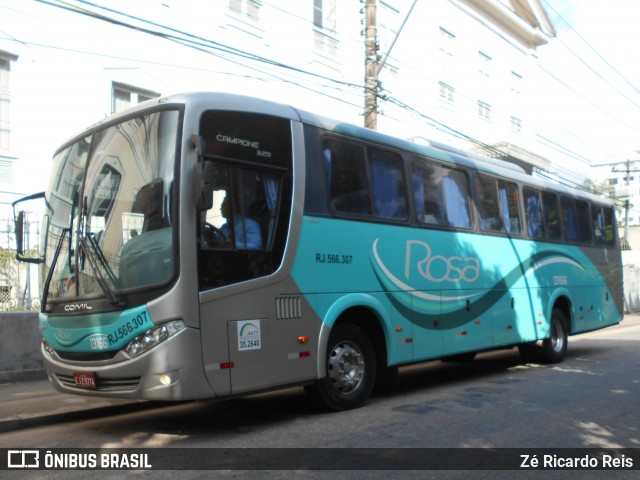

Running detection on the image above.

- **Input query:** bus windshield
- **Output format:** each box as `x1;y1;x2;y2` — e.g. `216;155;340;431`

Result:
41;109;180;312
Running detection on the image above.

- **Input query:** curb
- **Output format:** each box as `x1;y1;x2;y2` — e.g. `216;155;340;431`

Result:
0;401;164;434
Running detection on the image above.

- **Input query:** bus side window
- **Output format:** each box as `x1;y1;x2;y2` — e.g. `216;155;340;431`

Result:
412;161;446;225
442;168;472;229
325;139;371;215
475;175;503;232
368;148;407;220
498;180;521;234
541;191;560;240
524;187;544;237
575;199;592;243
602;207;615;247
593;206;615;247
561;197;578;241
561;197;592;243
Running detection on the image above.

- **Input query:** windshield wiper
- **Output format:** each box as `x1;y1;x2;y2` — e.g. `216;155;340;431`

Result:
87;233;119;286
79;235;123;307
76;194;123;307
41;228;70;310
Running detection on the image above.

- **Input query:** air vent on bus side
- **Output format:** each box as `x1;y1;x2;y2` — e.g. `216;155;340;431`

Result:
276;296;302;320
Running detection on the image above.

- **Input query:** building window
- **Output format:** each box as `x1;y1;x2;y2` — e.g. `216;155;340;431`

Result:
313;0;337;57
111;83;160;114
511;71;522;96
477;51;491;97
229;0;261;22
0;56;13;152
478;51;491;78
478;101;491;120
511;116;522;134
438;27;455;76
439;82;455;104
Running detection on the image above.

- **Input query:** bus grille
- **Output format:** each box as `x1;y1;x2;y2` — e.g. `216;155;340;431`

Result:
56;350;118;361
55;374;140;392
276;296;302;319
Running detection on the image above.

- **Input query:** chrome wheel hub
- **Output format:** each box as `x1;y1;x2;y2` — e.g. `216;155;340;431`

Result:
327;341;365;394
551;321;564;352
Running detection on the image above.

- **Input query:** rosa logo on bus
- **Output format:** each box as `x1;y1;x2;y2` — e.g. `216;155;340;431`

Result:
238;320;262;351
403;240;481;283
371;238;482;315
372;237;590;321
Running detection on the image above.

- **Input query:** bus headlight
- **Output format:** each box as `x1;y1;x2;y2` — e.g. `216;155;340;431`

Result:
123;320;185;358
42;339;56;357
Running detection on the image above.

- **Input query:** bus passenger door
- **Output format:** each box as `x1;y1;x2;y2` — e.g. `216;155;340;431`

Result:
227;319;271;394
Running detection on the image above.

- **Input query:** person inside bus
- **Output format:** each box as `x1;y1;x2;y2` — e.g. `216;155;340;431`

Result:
218;196;263;250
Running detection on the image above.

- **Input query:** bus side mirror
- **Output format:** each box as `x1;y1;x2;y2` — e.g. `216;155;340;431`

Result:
15;210;25;256
13;192;45;264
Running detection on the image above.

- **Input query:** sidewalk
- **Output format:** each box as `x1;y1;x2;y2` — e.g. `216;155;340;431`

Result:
0;378;153;433
1;313;639;434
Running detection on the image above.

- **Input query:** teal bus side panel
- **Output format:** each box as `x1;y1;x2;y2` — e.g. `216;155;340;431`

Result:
507;238;622;335
315;292;413;366
291;216;621;365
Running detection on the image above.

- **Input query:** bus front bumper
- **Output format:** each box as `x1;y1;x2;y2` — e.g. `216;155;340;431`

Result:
42;327;215;401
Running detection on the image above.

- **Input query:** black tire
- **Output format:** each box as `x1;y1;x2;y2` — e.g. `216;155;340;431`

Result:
304;324;376;411
538;308;568;364
518;309;568;364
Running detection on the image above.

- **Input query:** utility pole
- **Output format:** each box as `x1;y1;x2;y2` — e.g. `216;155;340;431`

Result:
594;156;640;250
613;157;640;250
363;0;417;130
364;0;379;130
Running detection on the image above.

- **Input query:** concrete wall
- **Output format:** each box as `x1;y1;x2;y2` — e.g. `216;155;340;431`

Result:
623;251;640;313
0;312;45;384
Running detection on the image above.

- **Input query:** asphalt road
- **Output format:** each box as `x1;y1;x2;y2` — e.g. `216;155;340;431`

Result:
1;317;639;479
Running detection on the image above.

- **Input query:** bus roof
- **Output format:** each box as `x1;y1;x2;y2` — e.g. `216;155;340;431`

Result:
293;105;612;207
58;91;613;207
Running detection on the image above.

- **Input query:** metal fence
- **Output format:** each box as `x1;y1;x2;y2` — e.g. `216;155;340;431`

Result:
0;296;41;311
1;210;41;312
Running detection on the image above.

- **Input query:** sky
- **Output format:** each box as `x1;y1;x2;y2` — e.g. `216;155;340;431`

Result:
534;0;640;170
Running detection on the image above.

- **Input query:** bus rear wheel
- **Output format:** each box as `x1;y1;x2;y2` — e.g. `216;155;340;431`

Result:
539;308;568;363
518;308;568;364
305;324;376;411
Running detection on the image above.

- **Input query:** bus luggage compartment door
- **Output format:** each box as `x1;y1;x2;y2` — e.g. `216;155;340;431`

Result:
228;319;271;394
440;288;492;355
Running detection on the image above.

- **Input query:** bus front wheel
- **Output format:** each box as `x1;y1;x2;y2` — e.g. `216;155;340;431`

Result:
305;324;376;411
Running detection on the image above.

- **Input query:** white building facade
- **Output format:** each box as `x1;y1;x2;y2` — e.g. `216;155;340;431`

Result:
4;0;612;306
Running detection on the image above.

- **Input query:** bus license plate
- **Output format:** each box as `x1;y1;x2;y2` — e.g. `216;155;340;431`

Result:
73;372;97;389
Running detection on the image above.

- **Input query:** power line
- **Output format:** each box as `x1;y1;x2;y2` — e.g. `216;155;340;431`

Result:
19;0;632;207
537;63;640;137
382;92;629;206
542;0;640;97
41;0;364;90
369;2;636;174
25;0;367;110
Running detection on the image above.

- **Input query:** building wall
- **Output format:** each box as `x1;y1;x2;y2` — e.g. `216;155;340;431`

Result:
0;0;568;200
377;1;538;148
0;312;44;383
